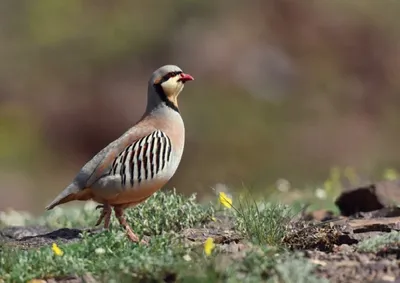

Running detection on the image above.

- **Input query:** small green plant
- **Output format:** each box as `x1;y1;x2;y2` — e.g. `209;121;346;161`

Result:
124;189;215;236
231;191;295;246
357;230;400;253
274;253;330;283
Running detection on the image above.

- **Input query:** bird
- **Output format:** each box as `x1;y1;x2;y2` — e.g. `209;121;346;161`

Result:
45;65;194;243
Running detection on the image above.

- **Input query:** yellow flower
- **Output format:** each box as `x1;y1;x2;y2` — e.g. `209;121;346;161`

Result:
219;192;232;208
52;243;64;256
204;237;215;256
384;168;398;181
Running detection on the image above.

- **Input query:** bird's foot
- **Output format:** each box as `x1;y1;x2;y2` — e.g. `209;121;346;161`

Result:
95;204;112;229
125;226;148;245
114;206;148;245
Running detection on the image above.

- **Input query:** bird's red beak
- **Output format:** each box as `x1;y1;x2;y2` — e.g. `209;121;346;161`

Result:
179;73;194;83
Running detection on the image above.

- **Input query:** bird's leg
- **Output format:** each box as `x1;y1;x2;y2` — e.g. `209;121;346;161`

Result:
114;206;147;244
95;204;112;228
94;206;105;226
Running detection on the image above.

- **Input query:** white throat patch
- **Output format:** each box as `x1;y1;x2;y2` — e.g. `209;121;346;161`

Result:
161;76;184;97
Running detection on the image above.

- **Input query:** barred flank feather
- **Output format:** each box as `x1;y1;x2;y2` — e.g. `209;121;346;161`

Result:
109;130;172;188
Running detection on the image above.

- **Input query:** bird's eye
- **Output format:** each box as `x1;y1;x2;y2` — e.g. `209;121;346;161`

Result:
166;72;176;78
163;71;182;81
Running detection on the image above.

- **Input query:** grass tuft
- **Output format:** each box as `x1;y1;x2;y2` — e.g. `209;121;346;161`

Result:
234;192;295;246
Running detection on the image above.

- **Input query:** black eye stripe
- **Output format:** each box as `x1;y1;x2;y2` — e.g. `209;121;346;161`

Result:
154;71;183;85
164;71;182;80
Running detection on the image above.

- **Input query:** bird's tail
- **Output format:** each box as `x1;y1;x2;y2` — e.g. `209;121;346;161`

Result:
45;182;82;210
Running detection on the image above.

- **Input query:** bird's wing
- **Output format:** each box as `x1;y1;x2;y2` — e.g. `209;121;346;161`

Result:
45;126;156;210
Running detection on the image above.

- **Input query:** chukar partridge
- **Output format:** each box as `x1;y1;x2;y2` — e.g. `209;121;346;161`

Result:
45;65;194;243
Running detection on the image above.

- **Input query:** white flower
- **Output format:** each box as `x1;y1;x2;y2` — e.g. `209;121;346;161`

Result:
276;179;291;192
315;188;327;200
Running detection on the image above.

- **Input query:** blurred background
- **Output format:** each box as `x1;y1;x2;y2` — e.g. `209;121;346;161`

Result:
1;0;400;214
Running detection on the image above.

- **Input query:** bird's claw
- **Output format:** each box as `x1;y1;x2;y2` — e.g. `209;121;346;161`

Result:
94;204;112;228
95;204;104;210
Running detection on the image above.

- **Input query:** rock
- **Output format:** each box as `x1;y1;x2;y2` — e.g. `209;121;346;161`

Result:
0;226;104;249
0;226;50;240
355;208;400;219
342;216;400;233
331;216;400;243
335;179;400;216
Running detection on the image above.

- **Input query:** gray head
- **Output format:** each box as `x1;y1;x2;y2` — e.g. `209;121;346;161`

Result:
147;65;194;112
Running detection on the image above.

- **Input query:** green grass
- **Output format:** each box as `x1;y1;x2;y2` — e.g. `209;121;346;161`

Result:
0;189;328;283
234;192;295;246
0;235;326;283
1;232;197;282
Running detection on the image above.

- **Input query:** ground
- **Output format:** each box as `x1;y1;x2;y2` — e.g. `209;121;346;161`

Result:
0;185;400;283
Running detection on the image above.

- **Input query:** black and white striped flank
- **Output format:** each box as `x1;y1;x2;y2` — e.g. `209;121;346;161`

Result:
109;130;172;188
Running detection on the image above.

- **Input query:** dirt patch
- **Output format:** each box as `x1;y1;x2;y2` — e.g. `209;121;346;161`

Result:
306;249;400;283
283;210;400;282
